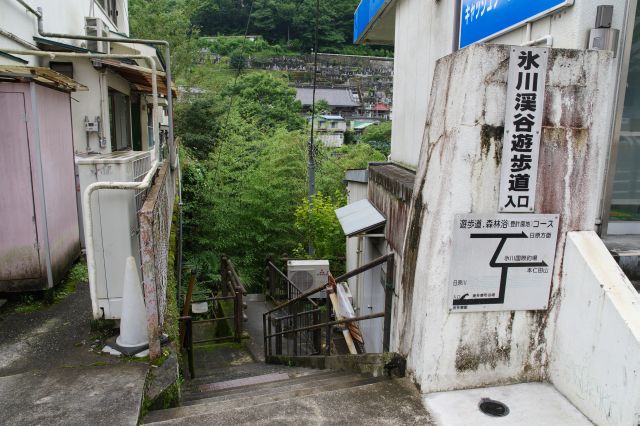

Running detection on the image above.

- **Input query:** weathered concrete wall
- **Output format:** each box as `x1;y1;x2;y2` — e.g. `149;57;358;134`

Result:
394;44;615;393
390;0;453;170
368;164;415;254
248;53;394;108
549;231;640;426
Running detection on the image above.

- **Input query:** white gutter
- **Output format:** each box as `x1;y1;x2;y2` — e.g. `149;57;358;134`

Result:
2;48;160;318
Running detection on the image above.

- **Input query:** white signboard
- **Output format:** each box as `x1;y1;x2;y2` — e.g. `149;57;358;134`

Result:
498;47;548;213
449;214;559;312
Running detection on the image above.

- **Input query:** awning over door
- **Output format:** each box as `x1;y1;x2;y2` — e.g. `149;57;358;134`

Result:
91;59;176;97
335;199;386;237
0;66;88;92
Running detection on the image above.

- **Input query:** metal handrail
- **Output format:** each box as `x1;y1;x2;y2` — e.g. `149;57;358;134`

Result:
266;261;318;308
265;254;392;315
263;253;395;359
265;312;385;339
178;315;195;378
273;308;322;322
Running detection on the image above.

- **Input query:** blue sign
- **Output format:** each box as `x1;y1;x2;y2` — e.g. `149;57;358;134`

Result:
353;0;388;43
459;0;573;48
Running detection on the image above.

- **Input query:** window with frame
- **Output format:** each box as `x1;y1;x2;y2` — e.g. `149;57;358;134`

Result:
96;0;118;26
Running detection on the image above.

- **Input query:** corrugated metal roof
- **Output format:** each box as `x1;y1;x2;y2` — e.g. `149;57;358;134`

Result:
296;87;360;107
0;65;88;91
345;169;369;183
335;199;386;237
91;59;176;97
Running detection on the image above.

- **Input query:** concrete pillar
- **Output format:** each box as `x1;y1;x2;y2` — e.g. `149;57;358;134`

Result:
395;44;614;393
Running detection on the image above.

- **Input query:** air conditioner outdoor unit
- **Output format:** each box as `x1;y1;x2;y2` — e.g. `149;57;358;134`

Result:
76;151;152;319
85;17;110;53
287;260;330;299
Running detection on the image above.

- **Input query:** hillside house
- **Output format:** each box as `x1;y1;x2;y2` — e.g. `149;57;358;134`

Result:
296;86;361;120
312;114;348;148
0;0;176;341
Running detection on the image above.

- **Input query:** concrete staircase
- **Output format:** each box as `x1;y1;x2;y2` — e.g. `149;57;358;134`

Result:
144;363;433;425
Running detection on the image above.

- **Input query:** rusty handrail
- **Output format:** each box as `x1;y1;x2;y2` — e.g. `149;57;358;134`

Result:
224;256;247;295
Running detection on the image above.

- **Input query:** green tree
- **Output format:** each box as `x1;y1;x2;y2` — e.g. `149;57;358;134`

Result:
294;192;346;262
316;143;386;197
313;99;331;115
223;72;305;131
174;94;221;159
128;0;198;77
251;0;297;44
187;0;251;36
229;48;248;72
360;121;392;156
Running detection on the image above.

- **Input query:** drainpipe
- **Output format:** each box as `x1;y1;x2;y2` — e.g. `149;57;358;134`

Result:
0;28;38;50
2;48;159;318
15;0;40;17
14;1;177;170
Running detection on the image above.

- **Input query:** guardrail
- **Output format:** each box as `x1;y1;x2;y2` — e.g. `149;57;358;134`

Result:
263;254;394;360
178;257;248;378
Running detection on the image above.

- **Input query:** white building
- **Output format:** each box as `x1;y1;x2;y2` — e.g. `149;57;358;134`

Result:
0;0;175;324
343;1;640;424
313;114;348;148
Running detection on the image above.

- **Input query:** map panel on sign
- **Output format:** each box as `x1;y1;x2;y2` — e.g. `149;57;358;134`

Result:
448;214;559;313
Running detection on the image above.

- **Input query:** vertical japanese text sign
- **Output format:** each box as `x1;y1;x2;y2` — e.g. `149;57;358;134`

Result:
499;47;548;213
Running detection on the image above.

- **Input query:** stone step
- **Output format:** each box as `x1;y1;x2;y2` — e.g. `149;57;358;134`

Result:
183;370;342;402
182;371;361;405
185;362;317;387
145;379;433;425
145;374;385;424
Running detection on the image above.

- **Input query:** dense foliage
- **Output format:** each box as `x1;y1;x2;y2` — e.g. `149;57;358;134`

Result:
360;121;392;157
188;0;359;50
129;0;199;76
130;0;390;290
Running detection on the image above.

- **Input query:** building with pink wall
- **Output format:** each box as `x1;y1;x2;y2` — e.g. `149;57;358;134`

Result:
0;69;85;291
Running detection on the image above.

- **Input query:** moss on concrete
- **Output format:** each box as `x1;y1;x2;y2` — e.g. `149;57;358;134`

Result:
13;260;88;313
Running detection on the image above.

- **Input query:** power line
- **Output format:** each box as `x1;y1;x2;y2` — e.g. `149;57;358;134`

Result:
307;0;321;256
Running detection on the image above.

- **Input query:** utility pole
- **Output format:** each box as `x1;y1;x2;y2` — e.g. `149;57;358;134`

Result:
308;0;320;256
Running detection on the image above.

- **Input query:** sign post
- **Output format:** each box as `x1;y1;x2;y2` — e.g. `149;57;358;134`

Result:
499;47;548;213
449;214;559;313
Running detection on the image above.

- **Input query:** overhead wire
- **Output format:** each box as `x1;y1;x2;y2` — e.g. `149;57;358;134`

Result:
307;0;321;255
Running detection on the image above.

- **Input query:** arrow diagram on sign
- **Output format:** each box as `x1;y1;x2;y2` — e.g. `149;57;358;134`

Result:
453;232;547;306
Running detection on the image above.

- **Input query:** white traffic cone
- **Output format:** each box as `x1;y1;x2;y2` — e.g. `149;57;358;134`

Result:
114;256;148;355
